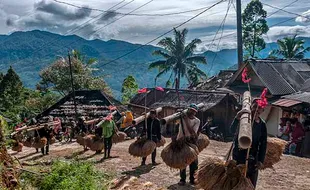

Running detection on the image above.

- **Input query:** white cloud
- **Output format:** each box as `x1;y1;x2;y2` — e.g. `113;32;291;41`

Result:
295;10;310;23
266;25;310;42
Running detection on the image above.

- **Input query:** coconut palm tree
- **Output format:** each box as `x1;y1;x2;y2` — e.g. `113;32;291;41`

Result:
269;35;310;59
149;28;207;88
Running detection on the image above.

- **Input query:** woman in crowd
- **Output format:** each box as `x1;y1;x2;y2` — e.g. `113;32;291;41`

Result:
289;118;305;156
278;120;291;141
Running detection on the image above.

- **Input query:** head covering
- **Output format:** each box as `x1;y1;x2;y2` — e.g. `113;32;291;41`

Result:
189;103;198;112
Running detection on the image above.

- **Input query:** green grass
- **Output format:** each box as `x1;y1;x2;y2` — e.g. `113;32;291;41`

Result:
20;160;114;190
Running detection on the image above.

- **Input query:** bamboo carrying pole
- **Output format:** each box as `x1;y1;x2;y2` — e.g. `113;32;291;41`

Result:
238;91;252;149
132;107;163;125
160;103;204;125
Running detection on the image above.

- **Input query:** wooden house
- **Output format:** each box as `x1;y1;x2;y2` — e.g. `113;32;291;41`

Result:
225;59;310;136
129;88;239;139
35;90;122;124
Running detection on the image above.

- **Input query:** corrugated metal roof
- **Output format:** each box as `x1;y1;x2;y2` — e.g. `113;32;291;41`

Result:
289;63;310;72
272;99;301;107
301;79;310;92
251;61;296;95
283;92;310;104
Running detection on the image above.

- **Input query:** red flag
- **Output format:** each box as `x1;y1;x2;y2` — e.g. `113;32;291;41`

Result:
138;88;148;93
155;86;164;92
242;68;251;83
256;88;268;108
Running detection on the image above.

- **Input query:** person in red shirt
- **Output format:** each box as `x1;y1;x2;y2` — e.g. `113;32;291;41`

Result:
289;118;305;155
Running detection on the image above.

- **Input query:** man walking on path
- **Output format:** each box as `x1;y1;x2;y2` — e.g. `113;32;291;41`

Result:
178;104;200;186
141;110;162;166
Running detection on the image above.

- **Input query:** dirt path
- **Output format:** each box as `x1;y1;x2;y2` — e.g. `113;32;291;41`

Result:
10;139;310;190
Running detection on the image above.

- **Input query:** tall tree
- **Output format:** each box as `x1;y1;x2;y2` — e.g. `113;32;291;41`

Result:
38;50;111;96
242;0;269;58
0;66;24;111
148;28;207;89
121;75;139;104
269;35;310;59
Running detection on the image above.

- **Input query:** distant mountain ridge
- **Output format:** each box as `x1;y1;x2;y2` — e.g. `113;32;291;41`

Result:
0;30;309;98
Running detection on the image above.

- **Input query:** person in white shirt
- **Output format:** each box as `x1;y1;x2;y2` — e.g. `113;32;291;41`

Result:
178;104;200;186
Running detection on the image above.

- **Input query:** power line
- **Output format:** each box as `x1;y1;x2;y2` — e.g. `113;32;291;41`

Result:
53;0;224;17
262;2;309;19
207;0;232;75
100;0;226;67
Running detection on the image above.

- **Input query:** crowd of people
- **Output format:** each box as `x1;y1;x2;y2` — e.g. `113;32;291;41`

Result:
278;113;308;156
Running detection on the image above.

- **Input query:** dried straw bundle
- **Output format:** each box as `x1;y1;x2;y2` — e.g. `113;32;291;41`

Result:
90;137;104;152
112;132;127;144
197;134;210;152
161;138;199;169
22;137;34;147
32;137;47;149
128;138;156;157
76;135;86;146
262;137;287;170
195;157;226;190
195;158;254;190
84;135;96;149
50;137;56;145
156;136;166;147
12;142;23;152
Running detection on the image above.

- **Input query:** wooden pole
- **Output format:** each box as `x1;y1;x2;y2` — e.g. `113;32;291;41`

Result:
132;107;162;125
68;52;78;121
237;0;243;68
160;103;204;125
238;91;252;149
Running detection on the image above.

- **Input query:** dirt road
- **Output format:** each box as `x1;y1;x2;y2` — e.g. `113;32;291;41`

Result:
10;139;310;190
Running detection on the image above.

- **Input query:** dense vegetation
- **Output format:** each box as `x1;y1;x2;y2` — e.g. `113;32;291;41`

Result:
20;161;113;190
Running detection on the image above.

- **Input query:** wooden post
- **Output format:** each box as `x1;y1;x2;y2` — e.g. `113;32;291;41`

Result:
160;103;204;125
238;91;252;149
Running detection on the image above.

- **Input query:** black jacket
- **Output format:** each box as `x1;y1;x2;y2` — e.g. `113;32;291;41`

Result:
231;118;267;164
37;127;52;139
141;117;161;142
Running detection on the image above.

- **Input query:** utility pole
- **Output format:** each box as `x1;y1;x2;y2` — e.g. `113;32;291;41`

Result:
68;52;78;120
236;0;243;68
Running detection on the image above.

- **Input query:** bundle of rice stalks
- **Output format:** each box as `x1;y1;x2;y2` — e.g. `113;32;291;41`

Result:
195;158;254;190
195;157;226;190
32;137;47;149
262;137;287;170
128;138;156;157
76;134;86;146
12;142;23;152
112;132;127;144
90;137;104;152
50;137;56;145
22;137;33;147
197;134;210;152
161;138;199;169
84;135;96;149
156;136;166;147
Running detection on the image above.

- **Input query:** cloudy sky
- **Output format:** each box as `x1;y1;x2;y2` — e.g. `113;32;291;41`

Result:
0;0;310;51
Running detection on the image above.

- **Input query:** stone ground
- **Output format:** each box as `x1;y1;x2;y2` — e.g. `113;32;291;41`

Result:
10;139;310;190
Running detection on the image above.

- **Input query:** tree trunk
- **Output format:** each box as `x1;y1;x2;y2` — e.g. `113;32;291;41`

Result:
251;23;256;58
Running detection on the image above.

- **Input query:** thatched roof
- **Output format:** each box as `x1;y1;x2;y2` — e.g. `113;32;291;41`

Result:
35;90;121;121
150;90;234;111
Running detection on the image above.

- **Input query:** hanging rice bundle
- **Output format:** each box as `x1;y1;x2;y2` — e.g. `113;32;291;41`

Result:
112;132;127;144
262;137;287;170
156;136;166;147
50;137;56;145
197;134;210;152
90;137;104;152
195;158;254;190
128;137;156;157
32;137;47;149
161;138;199;169
195;157;226;190
12;142;23;152
84;135;96;149
76;133;86;146
22;137;34;147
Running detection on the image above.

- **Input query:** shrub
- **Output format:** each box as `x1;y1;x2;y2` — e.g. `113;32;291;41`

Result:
21;161;112;190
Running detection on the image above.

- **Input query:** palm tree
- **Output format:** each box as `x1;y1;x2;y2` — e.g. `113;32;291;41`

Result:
149;28;207;88
269;35;310;59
